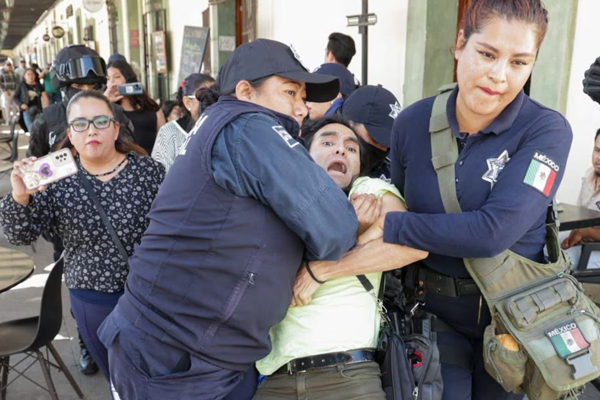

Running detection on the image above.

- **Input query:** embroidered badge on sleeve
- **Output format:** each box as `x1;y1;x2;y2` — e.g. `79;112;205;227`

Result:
272;126;299;149
523;152;559;197
546;321;590;359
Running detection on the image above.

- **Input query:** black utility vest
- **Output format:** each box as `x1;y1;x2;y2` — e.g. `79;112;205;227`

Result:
117;97;305;371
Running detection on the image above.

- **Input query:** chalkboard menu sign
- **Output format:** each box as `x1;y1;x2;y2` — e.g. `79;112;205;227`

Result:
178;26;210;83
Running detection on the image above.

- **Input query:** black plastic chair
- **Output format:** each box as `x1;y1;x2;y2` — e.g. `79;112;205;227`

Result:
0;259;84;399
0;114;21;163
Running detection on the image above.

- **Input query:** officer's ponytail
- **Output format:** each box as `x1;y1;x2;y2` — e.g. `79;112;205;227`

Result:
178;73;215;120
195;84;221;117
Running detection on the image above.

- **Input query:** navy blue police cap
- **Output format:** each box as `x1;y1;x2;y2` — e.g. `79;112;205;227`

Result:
313;63;356;98
341;84;401;148
217;39;340;103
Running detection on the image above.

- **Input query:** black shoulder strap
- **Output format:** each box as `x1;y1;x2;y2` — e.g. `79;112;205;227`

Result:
78;171;130;266
357;274;374;292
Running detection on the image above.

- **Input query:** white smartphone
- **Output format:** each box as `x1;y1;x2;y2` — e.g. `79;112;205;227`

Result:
21;149;78;190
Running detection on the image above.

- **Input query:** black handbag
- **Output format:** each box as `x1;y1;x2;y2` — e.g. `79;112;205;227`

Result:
357;273;443;400
78;171;130;266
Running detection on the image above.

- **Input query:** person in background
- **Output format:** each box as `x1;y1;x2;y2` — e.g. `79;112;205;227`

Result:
152;73;215;172
107;53;127;65
561;128;600;269
325;32;356;68
40;63;62;105
0;90;164;381
14;59;26;82
31;63;42;76
105;59;165;154
306;63;356;121
341;85;401;181
13;68;48;132
0;61;17;123
161;100;181;122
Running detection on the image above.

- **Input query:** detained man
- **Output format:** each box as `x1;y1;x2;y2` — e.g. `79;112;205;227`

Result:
254;115;427;399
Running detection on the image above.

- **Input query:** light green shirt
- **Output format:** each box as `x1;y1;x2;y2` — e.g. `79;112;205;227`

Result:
256;177;403;375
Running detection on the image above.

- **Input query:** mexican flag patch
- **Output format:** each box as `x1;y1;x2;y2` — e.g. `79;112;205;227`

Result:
523;152;559;197
546;321;590;359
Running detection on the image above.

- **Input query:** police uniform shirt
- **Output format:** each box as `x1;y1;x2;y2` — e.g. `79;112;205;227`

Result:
385;87;573;278
210;109;357;260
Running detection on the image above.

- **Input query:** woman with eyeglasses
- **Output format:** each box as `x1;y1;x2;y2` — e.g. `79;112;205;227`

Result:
151;73;215;172
0;90;165;380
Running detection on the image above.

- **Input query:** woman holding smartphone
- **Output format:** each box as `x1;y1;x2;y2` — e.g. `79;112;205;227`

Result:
104;59;166;154
0;90;165;380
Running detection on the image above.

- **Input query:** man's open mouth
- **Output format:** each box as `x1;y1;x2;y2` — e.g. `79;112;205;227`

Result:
327;161;347;174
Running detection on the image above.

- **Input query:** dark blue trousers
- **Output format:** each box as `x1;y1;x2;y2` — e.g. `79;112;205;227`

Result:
100;309;258;399
424;293;525;400
69;291;120;380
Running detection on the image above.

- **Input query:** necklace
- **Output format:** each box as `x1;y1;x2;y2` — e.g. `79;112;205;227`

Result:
79;156;128;177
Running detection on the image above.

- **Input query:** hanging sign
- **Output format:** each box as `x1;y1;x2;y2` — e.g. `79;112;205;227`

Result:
52;26;65;39
82;0;104;13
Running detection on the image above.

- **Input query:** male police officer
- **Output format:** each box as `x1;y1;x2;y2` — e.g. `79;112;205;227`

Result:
306;63;356;120
27;45;133;157
341;84;401;181
324;32;356;68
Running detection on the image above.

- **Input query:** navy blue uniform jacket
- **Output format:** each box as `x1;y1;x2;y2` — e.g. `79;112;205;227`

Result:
385;88;572;278
99;97;357;371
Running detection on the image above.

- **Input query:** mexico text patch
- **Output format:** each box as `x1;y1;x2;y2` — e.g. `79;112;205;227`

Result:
523;152;559;197
546;320;590;359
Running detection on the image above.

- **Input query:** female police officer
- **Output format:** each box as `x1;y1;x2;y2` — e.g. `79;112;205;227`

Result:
98;39;358;400
361;1;572;399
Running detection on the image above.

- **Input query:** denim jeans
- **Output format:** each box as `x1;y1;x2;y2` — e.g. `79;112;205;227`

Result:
22;108;34;132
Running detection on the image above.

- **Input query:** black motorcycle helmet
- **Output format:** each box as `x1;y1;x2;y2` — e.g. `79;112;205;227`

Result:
51;45;107;90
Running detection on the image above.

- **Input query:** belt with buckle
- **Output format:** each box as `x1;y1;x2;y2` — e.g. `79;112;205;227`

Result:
273;349;376;375
411;266;480;298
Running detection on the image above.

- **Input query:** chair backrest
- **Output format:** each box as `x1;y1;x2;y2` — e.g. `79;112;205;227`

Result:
29;258;64;350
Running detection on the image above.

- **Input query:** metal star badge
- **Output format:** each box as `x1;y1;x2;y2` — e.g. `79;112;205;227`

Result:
482;150;510;188
389;101;402;119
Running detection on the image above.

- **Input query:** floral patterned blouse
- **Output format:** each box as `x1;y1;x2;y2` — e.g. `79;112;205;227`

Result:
0;152;165;292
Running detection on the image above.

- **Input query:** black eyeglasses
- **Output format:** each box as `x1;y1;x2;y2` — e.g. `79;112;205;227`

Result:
68;115;116;132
